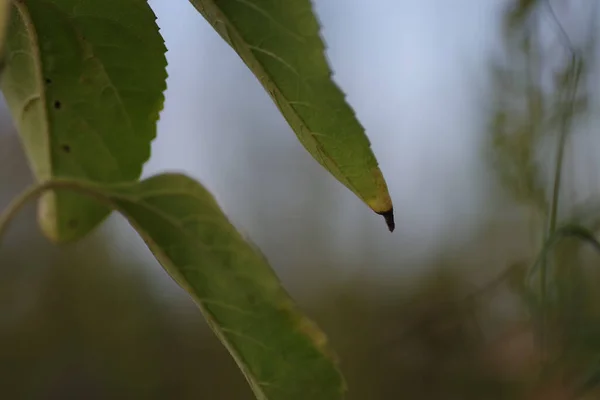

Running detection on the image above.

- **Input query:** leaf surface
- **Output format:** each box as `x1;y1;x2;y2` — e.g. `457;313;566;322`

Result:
3;173;346;400
0;0;9;60
189;0;395;230
1;0;167;242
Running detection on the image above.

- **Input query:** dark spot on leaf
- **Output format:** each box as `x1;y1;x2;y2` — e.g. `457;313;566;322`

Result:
376;208;395;232
61;144;71;153
45;78;52;84
54;100;61;109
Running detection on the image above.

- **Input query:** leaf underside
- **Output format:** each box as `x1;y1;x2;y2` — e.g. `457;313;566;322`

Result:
1;0;167;243
39;173;346;400
189;0;394;229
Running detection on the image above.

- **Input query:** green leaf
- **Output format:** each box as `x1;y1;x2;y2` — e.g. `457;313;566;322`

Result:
0;173;346;400
0;0;167;243
0;0;10;62
189;0;395;230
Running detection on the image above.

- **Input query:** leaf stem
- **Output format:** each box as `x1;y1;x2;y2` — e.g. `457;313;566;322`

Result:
547;57;580;238
0;181;50;242
0;179;107;243
539;55;581;364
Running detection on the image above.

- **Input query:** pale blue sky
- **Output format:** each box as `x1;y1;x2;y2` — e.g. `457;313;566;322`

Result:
140;1;508;281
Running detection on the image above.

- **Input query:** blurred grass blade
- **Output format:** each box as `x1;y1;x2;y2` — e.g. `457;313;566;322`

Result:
0;0;167;243
506;0;538;27
527;224;600;292
0;173;346;400
189;0;394;230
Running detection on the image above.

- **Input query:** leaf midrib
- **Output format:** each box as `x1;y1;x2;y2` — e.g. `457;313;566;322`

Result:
14;1;52;180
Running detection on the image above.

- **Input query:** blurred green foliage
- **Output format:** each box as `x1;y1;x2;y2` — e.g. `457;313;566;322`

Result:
0;233;534;399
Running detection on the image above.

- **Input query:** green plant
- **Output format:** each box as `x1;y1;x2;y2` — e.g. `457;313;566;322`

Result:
0;1;396;398
489;0;600;396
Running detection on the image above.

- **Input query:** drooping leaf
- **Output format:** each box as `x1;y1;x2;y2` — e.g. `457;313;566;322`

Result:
0;0;167;243
189;0;395;230
0;173;346;400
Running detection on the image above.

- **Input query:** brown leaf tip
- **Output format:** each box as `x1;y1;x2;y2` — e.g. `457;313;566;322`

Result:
376;208;395;232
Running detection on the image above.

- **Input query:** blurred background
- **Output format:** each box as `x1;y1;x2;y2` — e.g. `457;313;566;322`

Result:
2;0;600;398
